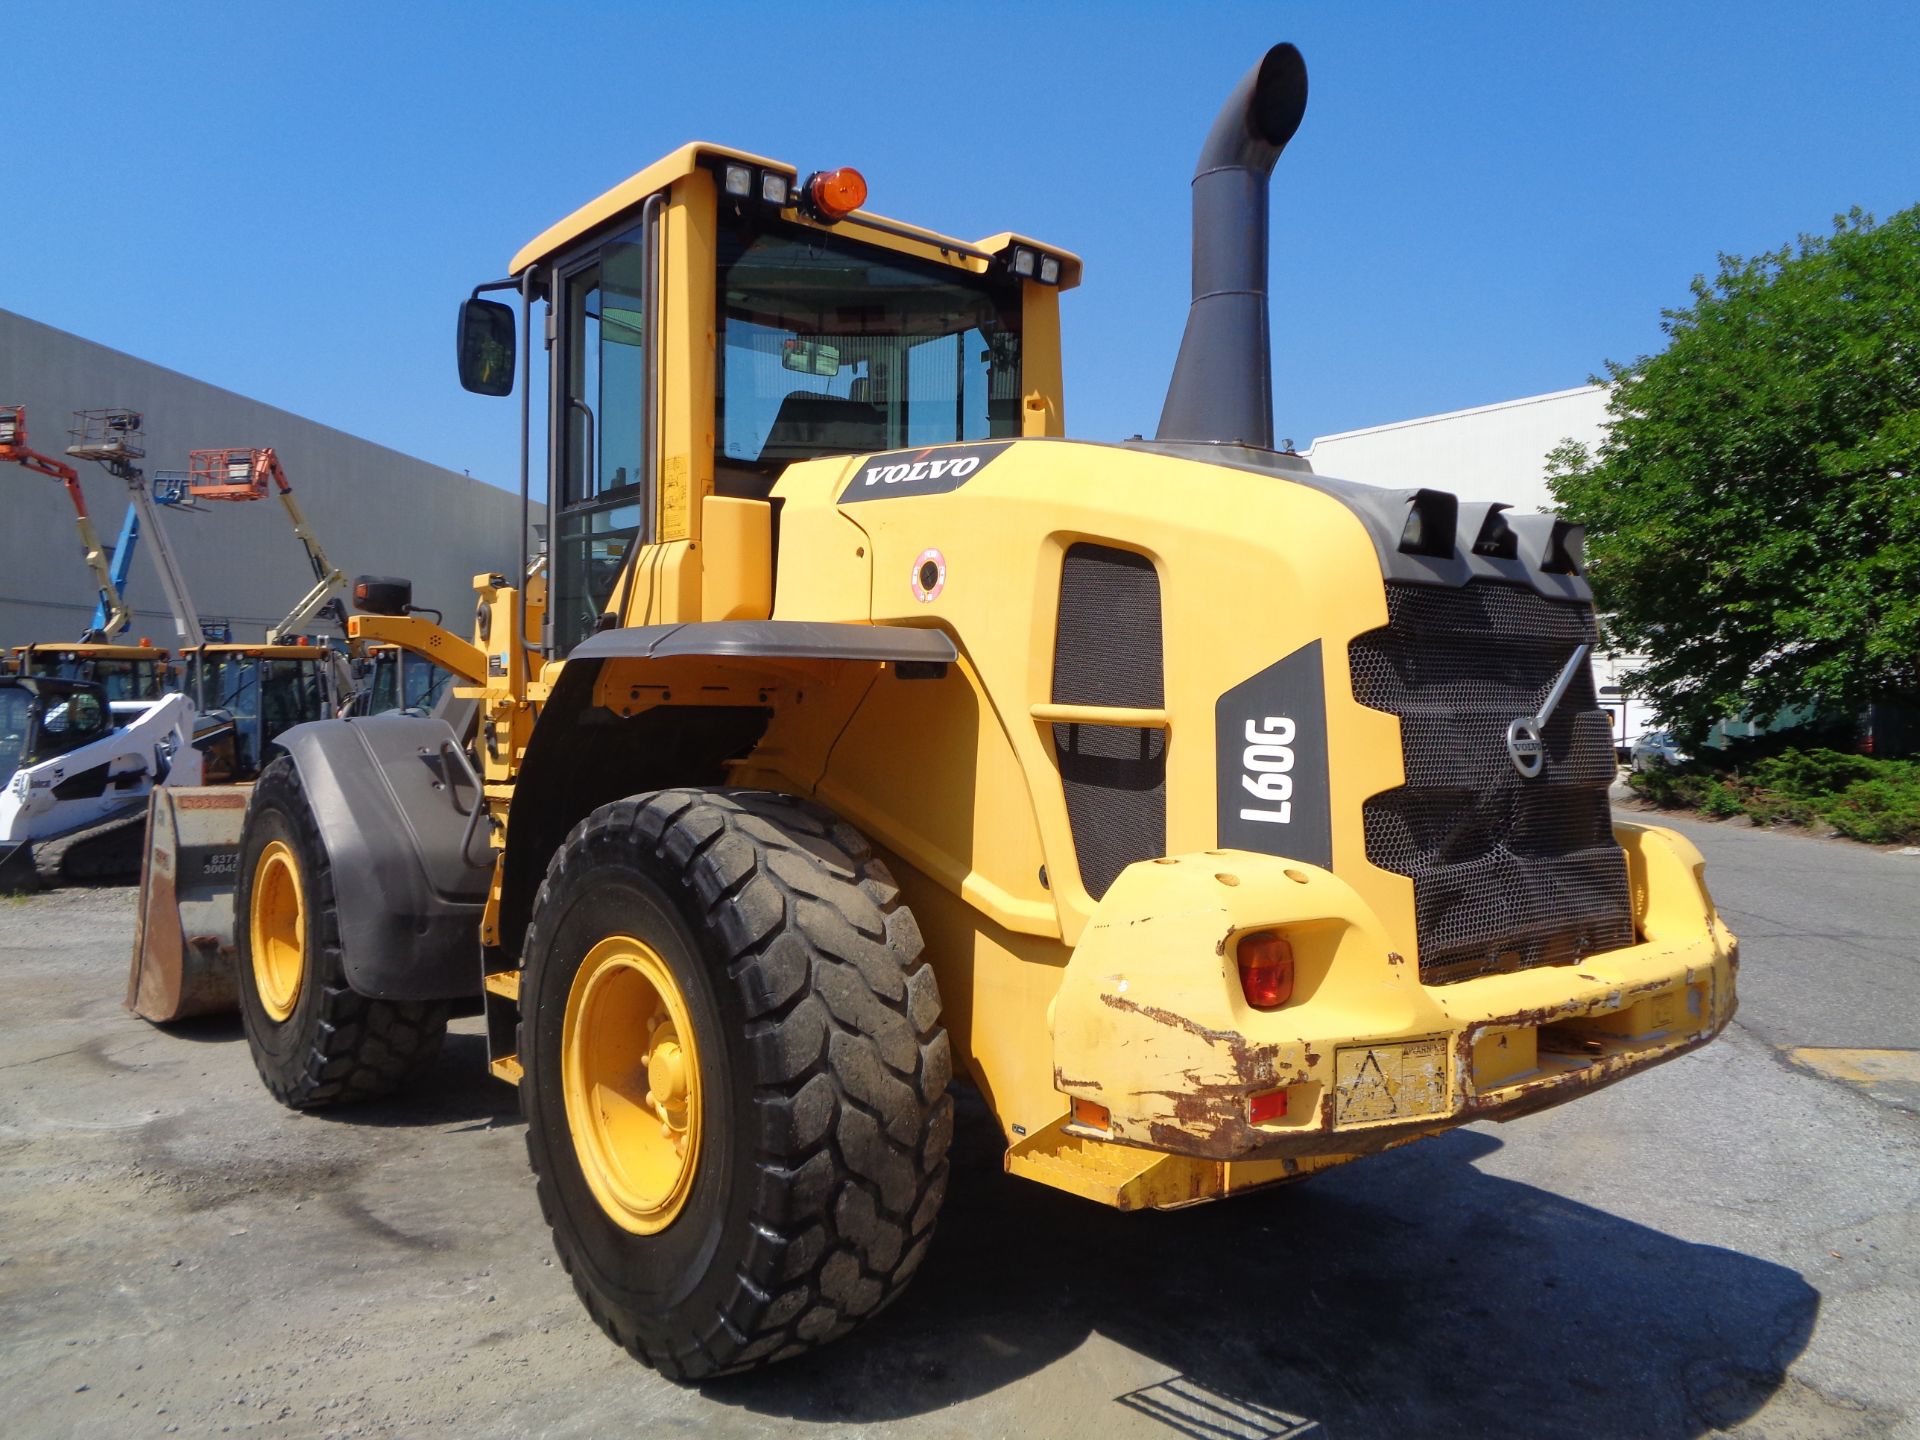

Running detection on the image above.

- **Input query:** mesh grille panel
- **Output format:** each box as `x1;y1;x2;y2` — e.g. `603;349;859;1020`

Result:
1053;545;1164;708
1351;581;1634;984
1053;544;1166;899
1054;724;1167;900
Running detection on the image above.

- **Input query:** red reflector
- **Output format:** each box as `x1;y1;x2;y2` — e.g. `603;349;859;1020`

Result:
1236;930;1294;1010
1071;1096;1110;1131
1249;1088;1288;1124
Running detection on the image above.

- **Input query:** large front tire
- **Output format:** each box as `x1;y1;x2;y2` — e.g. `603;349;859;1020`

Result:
235;757;451;1108
521;789;952;1381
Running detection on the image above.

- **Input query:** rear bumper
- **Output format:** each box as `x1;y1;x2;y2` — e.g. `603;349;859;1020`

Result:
1047;820;1736;1166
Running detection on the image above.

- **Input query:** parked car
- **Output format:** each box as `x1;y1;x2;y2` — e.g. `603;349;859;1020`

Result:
1631;729;1689;769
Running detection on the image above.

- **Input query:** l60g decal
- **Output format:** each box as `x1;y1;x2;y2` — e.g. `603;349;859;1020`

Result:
1215;640;1331;868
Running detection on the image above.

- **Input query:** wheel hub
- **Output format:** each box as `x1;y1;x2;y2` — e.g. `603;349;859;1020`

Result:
249;839;304;1022
562;935;702;1234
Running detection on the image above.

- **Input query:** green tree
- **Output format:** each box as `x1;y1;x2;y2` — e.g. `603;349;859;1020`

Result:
1548;205;1920;743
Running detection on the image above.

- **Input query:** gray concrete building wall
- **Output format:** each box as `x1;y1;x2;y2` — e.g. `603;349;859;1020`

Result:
1;308;538;649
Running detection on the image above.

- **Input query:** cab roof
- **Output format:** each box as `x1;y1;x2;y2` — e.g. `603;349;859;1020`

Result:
189;644;336;660
16;642;167;659
510;142;1081;288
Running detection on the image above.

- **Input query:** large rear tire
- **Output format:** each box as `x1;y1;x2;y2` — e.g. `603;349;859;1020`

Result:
520;788;952;1380
235;757;451;1108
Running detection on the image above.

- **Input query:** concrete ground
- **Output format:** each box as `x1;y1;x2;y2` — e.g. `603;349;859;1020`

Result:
0;814;1915;1439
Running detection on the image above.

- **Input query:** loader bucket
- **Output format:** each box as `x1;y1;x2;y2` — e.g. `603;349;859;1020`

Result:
126;784;249;1023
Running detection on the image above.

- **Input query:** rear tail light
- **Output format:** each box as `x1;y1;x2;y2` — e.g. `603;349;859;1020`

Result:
1236;930;1294;1010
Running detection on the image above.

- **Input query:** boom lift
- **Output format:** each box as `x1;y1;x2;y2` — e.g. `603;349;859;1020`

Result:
186;448;349;645
0;405;130;641
131;44;1738;1379
64;410;205;646
62;415;346;784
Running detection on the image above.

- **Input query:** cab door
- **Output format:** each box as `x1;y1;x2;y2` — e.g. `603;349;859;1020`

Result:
550;219;656;654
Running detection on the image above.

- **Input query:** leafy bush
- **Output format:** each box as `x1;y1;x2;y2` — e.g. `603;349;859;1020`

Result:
1746;749;1882;798
1627;766;1707;809
1627;746;1920;844
1696;779;1748;818
1822;775;1920;844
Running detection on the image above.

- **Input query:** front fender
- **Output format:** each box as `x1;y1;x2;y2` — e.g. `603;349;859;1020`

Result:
276;714;488;1001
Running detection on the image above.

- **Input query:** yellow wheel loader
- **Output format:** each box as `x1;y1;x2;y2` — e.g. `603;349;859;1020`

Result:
129;44;1736;1379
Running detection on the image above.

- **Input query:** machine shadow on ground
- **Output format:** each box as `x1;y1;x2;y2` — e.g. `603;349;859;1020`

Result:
125;934;1815;1437
310;1028;522;1129
712;1092;1818;1440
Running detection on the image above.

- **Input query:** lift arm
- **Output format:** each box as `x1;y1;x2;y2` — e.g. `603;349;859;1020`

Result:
92;505;142;637
268;483;349;643
1;406;131;641
347;614;489;686
188;447;348;644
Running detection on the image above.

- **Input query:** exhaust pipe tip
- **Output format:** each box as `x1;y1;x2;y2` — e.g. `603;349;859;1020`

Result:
1156;43;1310;450
1204;43;1308;175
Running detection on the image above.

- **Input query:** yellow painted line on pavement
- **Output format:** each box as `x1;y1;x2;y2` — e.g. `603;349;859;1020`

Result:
1787;1047;1920;1087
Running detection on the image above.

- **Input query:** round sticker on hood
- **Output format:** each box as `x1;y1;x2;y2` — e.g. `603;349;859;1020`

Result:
911;549;947;603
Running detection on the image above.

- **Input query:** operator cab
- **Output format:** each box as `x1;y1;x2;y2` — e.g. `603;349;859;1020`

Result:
356;643;456;717
458;143;1080;654
11;642;172;701
0;676;113;779
180;644;341;782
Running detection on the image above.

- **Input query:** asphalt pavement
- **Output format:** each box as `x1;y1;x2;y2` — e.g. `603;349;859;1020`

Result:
0;812;1914;1439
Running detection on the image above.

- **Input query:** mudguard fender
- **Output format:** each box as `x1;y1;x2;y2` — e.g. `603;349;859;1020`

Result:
275;714;489;1001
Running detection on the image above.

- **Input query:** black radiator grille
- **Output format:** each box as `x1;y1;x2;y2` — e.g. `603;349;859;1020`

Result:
1053;544;1165;899
1350;581;1634;984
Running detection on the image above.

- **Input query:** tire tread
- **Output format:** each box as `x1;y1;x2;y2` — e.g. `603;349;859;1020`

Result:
241;758;450;1109
520;788;951;1380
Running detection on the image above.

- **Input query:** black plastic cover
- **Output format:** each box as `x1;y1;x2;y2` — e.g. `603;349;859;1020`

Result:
276;714;489;1001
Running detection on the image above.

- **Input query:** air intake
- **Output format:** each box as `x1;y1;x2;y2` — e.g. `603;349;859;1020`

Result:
1156;43;1309;450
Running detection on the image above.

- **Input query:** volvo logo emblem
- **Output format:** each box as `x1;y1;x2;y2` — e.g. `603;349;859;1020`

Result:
1506;717;1545;778
1504;641;1593;780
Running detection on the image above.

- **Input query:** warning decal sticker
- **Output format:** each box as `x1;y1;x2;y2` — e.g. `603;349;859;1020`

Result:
1334;1037;1449;1126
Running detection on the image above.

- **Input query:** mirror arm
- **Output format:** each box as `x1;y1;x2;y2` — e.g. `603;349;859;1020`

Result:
470;277;518;300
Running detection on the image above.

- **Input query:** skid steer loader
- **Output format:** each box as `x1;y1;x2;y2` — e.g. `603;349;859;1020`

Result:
129;43;1736;1378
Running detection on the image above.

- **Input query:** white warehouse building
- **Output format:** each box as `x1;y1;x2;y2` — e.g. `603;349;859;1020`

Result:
1301;384;1610;514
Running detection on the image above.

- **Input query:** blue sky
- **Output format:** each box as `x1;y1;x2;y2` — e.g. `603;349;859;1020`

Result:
4;2;1915;487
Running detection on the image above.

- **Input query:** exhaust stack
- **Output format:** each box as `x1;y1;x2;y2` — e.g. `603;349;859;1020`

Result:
1156;44;1309;449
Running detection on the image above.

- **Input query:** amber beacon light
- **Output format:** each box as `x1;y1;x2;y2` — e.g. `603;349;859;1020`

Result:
806;166;867;221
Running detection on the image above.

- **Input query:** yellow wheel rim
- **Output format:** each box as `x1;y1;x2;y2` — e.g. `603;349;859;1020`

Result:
562;934;703;1235
249;839;305;1022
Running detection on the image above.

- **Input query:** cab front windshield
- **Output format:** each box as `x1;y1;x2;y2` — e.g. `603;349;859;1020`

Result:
35;655;163;702
714;220;1024;492
190;654;324;773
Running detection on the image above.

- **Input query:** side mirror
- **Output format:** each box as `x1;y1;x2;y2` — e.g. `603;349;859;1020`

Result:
457;298;516;397
353;576;413;616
